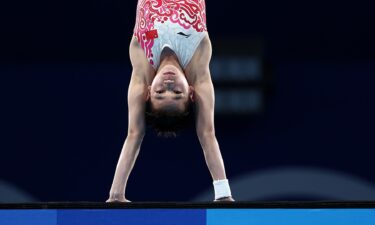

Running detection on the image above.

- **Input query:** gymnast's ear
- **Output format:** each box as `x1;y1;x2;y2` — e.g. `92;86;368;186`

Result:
189;86;195;102
145;86;151;101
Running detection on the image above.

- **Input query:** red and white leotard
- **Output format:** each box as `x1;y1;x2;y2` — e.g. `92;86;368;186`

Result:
134;0;207;69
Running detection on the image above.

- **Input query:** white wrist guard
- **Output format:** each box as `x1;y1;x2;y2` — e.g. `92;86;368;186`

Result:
213;179;232;200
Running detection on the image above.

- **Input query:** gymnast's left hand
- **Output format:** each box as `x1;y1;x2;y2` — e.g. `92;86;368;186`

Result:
106;198;131;203
214;196;235;202
106;193;131;203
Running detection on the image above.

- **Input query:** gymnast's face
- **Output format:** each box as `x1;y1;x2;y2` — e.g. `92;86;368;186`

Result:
148;65;194;110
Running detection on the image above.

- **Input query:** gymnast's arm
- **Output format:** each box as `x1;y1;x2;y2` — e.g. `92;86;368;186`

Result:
188;36;228;182
107;38;150;202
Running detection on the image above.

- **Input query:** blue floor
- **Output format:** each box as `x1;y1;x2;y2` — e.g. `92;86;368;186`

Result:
1;209;375;225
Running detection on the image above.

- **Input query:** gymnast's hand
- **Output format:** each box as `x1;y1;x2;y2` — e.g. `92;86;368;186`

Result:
106;193;131;203
106;198;131;203
214;196;235;202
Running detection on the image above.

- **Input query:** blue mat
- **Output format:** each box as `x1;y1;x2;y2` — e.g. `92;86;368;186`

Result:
1;208;375;225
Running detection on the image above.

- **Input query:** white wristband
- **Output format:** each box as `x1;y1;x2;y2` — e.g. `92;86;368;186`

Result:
213;179;232;200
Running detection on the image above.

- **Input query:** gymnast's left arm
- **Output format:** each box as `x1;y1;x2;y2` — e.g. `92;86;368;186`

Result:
194;70;234;202
190;37;234;201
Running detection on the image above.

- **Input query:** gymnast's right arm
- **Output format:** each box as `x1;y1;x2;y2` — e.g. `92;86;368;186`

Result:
106;38;150;203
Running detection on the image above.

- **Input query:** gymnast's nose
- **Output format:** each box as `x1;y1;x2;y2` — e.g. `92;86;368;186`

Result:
163;81;174;90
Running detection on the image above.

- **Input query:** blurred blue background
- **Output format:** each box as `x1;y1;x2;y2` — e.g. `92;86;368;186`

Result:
1;0;375;202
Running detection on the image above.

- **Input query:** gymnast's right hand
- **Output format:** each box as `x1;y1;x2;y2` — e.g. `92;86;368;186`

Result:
106;193;131;203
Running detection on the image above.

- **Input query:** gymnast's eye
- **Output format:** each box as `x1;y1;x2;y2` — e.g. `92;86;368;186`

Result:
174;91;182;94
156;90;164;94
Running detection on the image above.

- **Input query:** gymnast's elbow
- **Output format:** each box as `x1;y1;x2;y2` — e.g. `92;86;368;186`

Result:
197;128;216;141
127;128;145;140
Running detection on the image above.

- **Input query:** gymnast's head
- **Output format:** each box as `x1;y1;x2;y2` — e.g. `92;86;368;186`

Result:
146;64;195;138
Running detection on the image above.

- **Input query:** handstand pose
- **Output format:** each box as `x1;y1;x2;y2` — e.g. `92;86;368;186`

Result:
107;0;234;202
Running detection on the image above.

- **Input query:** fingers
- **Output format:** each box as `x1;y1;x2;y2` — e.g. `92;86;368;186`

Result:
214;196;235;202
106;198;131;203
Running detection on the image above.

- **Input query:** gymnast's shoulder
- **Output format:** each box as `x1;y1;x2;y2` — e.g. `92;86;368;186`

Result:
185;33;213;85
129;36;154;82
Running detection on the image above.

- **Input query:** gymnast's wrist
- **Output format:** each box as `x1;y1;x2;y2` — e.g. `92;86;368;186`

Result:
109;188;125;197
213;179;232;200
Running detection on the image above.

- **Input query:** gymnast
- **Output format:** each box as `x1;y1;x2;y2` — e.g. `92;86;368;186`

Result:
106;0;234;202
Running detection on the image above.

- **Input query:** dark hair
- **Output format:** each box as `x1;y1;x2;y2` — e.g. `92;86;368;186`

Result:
145;98;195;138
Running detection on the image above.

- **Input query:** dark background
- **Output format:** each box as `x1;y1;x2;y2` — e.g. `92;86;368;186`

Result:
1;0;375;202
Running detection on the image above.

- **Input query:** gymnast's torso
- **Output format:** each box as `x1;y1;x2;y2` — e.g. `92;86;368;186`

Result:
133;0;208;70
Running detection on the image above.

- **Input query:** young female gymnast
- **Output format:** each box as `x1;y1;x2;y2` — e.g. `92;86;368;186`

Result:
106;0;234;202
